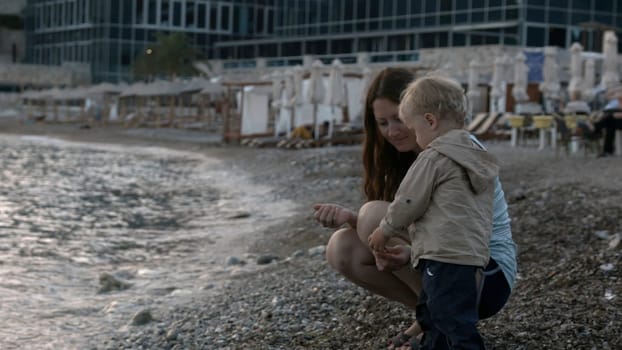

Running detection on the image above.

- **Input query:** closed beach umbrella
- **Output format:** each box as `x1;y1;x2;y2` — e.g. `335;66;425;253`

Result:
490;56;504;99
292;65;304;106
583;58;596;101
568;43;584;96
283;69;295;109
601;30;620;90
512;52;529;103
306;60;325;140
270;70;283;110
467;59;480;99
489;56;504;113
281;69;296;137
307;60;325;105
539;46;561;105
325;59;345;107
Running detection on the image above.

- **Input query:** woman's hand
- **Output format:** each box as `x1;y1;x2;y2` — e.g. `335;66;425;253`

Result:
373;245;411;271
312;203;356;228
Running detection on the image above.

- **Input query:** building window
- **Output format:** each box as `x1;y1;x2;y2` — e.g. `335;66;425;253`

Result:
471;34;484;45
383;1;394;17
548;27;566;47
421;32;436;48
388;35;409;51
135;0;144;24
67;2;75;25
440;0;452;12
186;1;195;28
396;0;408;14
259;43;277;57
147;0;157;24
453;33;466;47
173;1;182;26
527;26;545;47
594;1;612;12
472;11;485;22
455;12;468;23
161;0;170;26
425;0;437;13
573;0;592;11
209;4;218;30
549;0;568;8
489;10;502;21
282;42;301;56
506;8;519;20
369;1;381;18
257;7;265;33
267;9;274;34
306;40;327;55
332;38;352;54
594;13;613;26
221;4;231;31
472;0;485;9
548;10;567;24
197;3;206;28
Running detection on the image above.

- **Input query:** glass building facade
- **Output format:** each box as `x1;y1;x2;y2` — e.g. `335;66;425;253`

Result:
23;0;622;83
23;0;271;82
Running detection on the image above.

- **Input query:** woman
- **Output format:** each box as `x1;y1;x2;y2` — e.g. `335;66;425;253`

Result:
313;68;517;349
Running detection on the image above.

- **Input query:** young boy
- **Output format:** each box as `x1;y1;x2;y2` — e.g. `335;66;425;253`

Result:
368;74;500;349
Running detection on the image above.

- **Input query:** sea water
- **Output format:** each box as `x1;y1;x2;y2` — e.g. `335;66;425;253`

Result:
0;135;294;349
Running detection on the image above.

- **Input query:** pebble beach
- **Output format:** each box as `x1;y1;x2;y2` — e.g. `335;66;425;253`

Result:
1;119;620;349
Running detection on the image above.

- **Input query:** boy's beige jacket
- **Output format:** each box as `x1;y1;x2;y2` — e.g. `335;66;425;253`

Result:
380;129;500;268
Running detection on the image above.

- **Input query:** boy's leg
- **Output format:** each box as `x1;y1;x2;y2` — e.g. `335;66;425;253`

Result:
418;259;485;350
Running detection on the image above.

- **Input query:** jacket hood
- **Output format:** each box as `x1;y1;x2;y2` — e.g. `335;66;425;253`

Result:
428;129;499;193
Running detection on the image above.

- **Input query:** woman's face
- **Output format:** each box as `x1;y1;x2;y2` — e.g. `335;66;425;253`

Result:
372;98;418;152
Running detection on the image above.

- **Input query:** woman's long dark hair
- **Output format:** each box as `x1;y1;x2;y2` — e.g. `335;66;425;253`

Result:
362;68;418;201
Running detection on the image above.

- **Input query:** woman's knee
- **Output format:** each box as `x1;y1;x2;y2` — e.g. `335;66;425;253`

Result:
326;228;366;274
356;201;389;240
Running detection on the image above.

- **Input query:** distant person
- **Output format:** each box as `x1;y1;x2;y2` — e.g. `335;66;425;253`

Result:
593;89;622;157
312;68;516;350
563;91;591;115
289;124;313;140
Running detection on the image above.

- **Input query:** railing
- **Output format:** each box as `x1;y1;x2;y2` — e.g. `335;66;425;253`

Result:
219;50;420;73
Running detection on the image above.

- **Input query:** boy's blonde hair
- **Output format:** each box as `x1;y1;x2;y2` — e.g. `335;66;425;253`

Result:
399;73;467;126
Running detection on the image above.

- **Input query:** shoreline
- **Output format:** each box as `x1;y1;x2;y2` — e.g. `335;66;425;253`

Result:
2;118;621;349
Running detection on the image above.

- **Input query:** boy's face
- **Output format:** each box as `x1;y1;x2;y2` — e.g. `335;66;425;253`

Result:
401;112;436;149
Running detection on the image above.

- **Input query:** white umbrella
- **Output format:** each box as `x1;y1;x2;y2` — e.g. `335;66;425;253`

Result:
325;59;345;107
270;70;283;110
467;59;480;99
539;46;561;108
466;60;480;117
512;52;529;103
601;30;619;90
490;56;504;113
568;43;584;97
325;59;346;138
280;69;296;136
583;58;596;101
306;60;325;140
282;70;294;108
292;65;304;106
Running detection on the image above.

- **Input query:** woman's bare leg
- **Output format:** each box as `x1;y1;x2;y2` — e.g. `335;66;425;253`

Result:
325;201;421;310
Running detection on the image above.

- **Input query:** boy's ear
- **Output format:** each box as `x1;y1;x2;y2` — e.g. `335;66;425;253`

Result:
424;113;437;128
